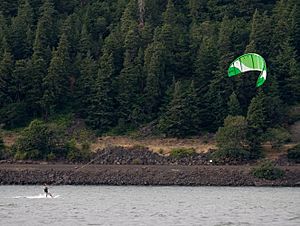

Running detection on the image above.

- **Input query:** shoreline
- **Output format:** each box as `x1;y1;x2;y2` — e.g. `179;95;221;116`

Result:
0;164;299;186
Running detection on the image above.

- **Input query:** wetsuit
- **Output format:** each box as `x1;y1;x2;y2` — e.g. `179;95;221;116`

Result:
44;185;53;198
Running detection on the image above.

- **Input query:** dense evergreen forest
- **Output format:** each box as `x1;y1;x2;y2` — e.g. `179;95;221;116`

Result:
0;0;299;138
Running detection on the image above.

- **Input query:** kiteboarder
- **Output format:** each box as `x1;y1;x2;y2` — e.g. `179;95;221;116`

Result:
44;184;53;198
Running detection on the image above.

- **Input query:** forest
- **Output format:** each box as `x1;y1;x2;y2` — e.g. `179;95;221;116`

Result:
0;0;299;140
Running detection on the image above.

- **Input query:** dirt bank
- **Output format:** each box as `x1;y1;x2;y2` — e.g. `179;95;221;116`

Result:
0;164;299;186
90;136;216;153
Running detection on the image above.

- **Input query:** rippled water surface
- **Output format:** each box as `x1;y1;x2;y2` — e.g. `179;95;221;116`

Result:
0;186;299;226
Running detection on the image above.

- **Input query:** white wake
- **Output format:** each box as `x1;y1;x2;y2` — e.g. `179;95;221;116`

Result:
13;194;60;199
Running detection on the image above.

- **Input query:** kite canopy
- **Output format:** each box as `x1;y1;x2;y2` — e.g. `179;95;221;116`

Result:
228;53;267;87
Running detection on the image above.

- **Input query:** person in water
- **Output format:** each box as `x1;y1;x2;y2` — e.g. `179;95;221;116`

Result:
44;184;53;198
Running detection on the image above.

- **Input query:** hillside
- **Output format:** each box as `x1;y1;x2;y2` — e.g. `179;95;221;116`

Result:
0;0;299;137
0;1;300;166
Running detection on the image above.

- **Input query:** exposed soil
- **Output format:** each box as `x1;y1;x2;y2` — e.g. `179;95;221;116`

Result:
90;136;216;154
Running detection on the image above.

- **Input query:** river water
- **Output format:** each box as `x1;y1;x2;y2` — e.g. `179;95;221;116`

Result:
0;186;299;226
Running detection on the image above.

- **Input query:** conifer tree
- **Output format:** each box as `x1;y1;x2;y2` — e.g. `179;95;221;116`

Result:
78;24;93;58
117;28;144;125
242;10;287;124
159;81;185;137
120;0;138;35
12;59;31;103
193;36;217;92
192;35;217;129
0;57;31;127
184;81;201;135
205;15;233;131
189;0;209;22
245;10;273;57
246;91;266;153
144;42;166;119
60;16;79;63
76;53;98;118
290;1;300;56
101;27;125;76
84;1;110;42
272;39;299;103
86;52;116;132
162;0;176;25
9;0;33;59
34;0;57;50
0;13;8;57
0;50;14;107
271;0;293;55
267;0;300;105
242;10;272;108
42;32;70;117
0;0;18;17
158;0;180;81
263;94;284;128
42;49;66;117
29;0;57;115
140;22;154;48
247;91;266;131
286;59;300;103
159;81;199;137
0;0;297;137
118;64;139;122
227;92;242;116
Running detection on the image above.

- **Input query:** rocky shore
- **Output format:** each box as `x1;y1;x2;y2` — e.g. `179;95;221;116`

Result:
0;164;299;186
90;146;212;165
0;146;299;186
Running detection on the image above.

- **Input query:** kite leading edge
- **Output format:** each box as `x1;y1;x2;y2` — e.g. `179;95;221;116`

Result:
228;53;267;87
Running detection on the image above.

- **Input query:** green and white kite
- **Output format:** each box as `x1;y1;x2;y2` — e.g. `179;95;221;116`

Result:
228;53;267;87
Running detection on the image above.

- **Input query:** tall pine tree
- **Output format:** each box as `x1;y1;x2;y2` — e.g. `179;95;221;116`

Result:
9;0;33;60
0;49;14;107
29;0;57;115
42;32;70;118
205;15;234;131
86;52;116;133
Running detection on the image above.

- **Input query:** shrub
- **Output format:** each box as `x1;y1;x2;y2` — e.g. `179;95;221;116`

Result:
287;144;300;163
14;150;27;160
47;152;56;161
264;127;291;149
67;139;91;162
215;116;252;160
24;149;39;160
169;148;195;159
76;129;95;143
49;113;74;129
252;160;284;180
81;141;91;153
211;148;250;161
12;119;67;160
105;119;135;136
